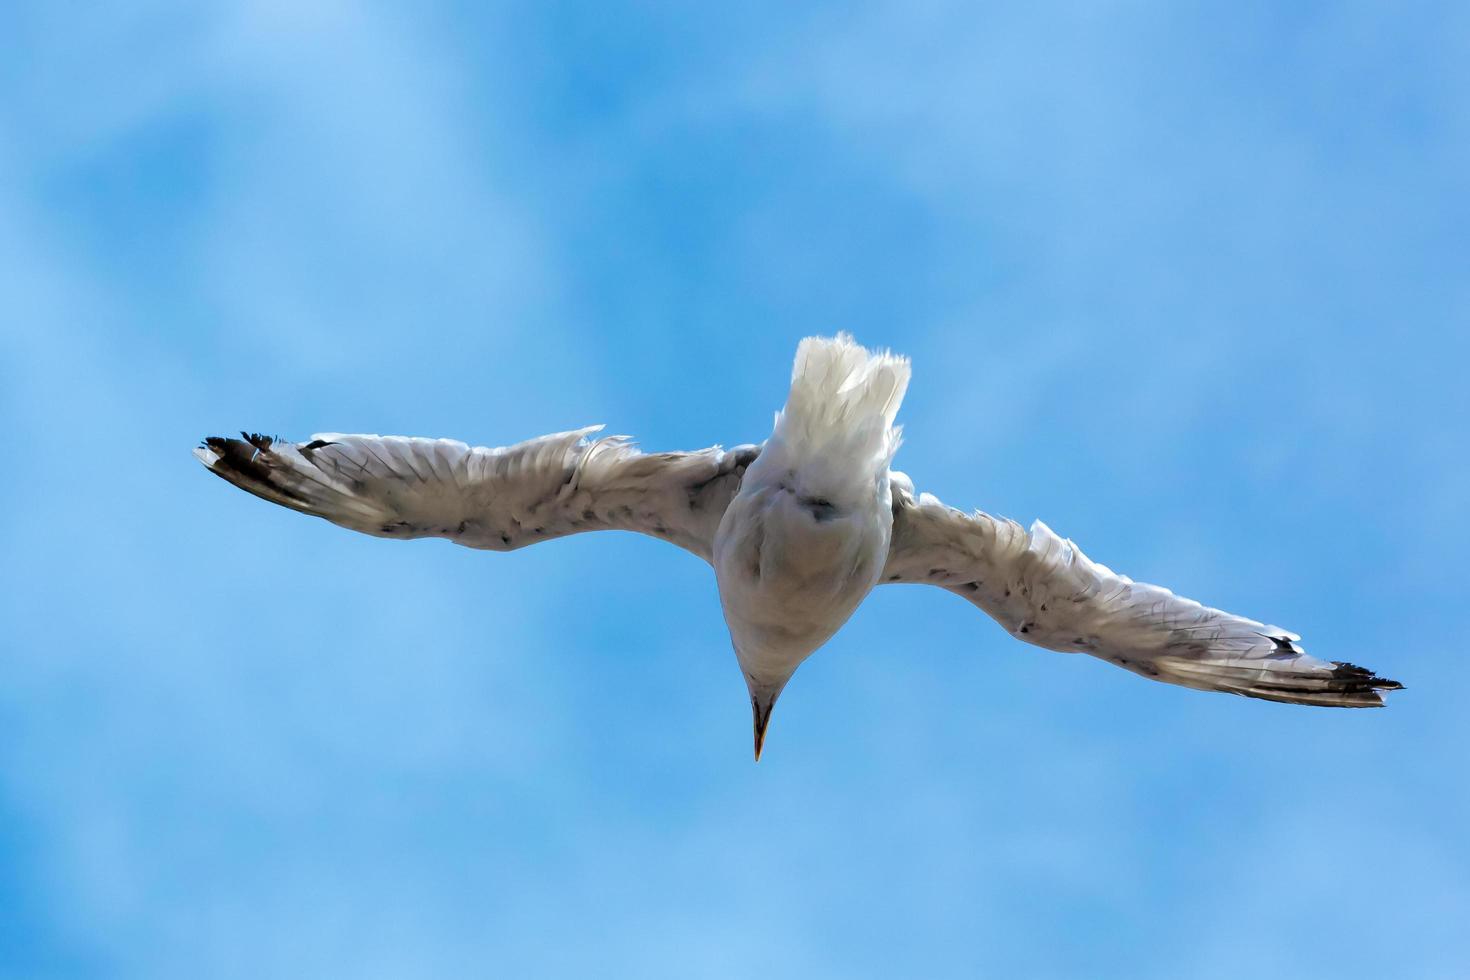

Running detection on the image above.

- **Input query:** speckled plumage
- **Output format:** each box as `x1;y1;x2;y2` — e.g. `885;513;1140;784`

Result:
196;334;1401;759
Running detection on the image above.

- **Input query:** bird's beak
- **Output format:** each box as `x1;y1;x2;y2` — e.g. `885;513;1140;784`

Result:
751;693;777;761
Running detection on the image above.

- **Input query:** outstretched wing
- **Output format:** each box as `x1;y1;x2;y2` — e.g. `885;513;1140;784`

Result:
195;426;760;562
882;483;1402;707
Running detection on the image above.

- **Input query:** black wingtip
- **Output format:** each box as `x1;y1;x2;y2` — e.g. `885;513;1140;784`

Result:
1330;661;1405;694
198;433;277;479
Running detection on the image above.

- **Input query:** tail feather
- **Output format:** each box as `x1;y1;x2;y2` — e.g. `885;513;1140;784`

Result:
755;334;910;504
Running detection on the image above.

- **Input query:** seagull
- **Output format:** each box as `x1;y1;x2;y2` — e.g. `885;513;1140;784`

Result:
196;334;1402;758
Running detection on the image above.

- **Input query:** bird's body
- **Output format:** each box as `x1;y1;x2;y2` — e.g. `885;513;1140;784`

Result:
196;334;1401;758
714;474;890;695
713;337;908;751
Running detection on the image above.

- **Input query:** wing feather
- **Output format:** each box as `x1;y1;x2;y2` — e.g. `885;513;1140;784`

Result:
882;484;1402;707
195;427;760;562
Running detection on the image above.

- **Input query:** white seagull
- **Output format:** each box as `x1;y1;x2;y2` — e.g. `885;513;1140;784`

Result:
196;334;1401;758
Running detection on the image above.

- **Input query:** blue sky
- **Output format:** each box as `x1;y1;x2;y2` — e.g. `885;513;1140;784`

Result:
2;2;1467;976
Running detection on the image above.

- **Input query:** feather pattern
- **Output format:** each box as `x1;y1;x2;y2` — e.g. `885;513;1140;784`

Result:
194;427;760;562
882;483;1402;707
193;333;1402;745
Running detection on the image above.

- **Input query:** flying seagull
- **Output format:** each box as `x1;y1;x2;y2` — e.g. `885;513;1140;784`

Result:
195;334;1401;758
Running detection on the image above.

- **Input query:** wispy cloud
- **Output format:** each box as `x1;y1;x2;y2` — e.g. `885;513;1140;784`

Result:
2;2;1466;977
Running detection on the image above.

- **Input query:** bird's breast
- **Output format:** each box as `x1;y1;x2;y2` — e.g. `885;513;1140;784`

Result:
712;483;890;680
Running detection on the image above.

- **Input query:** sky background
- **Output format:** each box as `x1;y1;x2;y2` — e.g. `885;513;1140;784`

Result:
2;2;1467;977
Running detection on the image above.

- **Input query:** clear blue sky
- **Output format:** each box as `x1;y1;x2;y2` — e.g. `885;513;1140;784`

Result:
2;3;1466;977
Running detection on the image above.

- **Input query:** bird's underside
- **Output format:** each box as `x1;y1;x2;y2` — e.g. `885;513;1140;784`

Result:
196;426;1401;710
